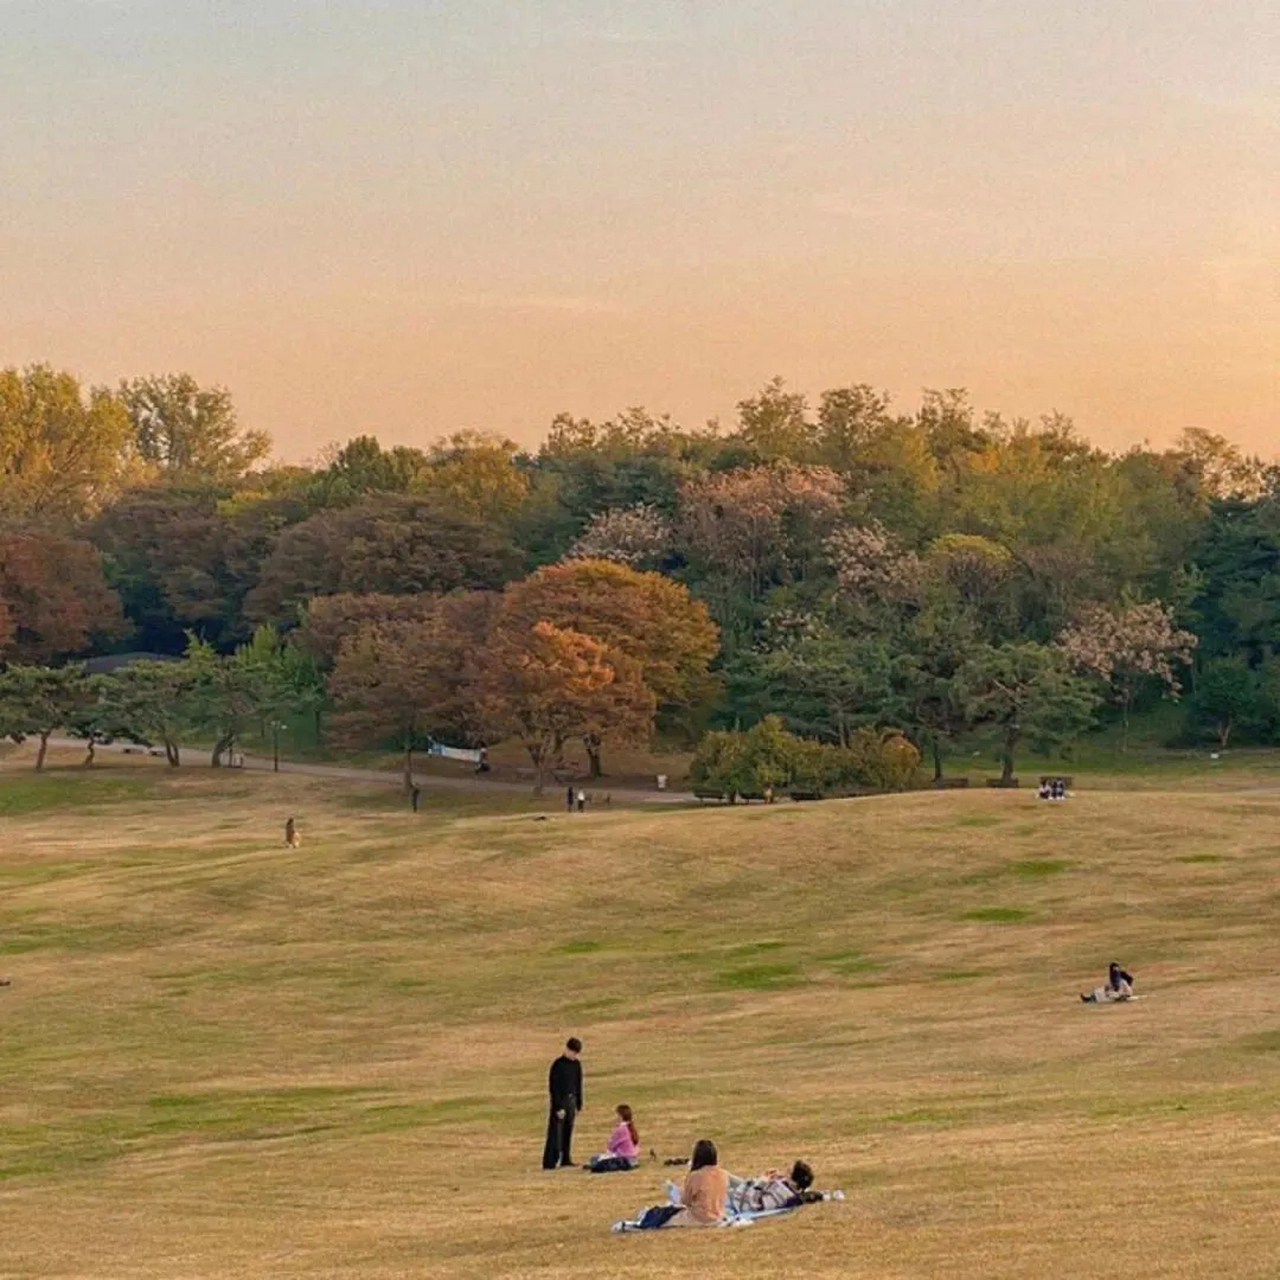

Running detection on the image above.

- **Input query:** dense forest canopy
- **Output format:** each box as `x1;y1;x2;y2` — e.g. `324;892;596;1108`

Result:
2;363;1277;782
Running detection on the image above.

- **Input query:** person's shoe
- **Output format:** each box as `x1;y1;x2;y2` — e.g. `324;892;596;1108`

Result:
1080;993;1090;1003
560;1162;578;1168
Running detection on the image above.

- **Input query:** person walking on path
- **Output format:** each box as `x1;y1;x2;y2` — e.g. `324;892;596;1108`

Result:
284;817;300;848
542;1037;584;1169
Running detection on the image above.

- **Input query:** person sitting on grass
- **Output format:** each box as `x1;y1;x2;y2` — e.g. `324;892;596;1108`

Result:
1081;961;1134;1003
626;1139;729;1230
586;1104;641;1172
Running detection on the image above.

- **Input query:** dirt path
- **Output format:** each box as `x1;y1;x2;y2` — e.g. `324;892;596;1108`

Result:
45;737;694;804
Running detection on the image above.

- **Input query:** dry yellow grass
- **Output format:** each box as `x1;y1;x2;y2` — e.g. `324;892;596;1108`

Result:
2;748;1280;1278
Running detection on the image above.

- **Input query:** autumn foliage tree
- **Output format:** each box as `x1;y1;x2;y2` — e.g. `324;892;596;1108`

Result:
245;495;522;627
327;600;492;791
471;620;655;793
499;558;719;771
0;533;125;662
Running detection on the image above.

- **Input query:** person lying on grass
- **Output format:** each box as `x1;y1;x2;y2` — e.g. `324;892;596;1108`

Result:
586;1104;641;1172
726;1161;841;1213
1081;961;1134;1003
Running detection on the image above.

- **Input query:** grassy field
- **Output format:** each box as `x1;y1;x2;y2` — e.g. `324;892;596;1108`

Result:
2;749;1280;1278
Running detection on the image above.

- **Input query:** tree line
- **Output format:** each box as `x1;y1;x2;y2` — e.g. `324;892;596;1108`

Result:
2;363;1277;784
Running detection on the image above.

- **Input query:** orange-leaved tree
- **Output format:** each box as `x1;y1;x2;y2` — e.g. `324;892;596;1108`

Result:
471;619;655;793
0;533;125;663
500;558;719;774
327;608;481;792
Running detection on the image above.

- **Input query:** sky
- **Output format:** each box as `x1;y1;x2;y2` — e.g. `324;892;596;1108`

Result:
1;1;1276;461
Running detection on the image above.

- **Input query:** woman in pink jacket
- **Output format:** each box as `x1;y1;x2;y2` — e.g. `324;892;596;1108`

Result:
586;1104;641;1172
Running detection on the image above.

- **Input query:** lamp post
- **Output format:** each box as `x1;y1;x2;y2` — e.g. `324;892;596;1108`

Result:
272;722;286;773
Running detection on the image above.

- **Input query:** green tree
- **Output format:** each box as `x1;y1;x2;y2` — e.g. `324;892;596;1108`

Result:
0;365;139;523
0;665;95;771
118;374;270;479
97;660;194;766
1187;657;1259;749
961;643;1099;785
184;635;272;766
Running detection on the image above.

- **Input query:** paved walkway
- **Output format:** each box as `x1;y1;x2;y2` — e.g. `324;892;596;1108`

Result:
45;738;694;805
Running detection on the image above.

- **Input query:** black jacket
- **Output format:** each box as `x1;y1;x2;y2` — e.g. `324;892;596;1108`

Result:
548;1054;583;1110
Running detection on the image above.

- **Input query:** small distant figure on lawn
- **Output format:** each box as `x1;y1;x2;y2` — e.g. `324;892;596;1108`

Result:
1052;778;1066;801
1038;780;1051;800
0;976;11;988
586;1103;641;1172
566;785;575;813
475;745;490;774
542;1037;584;1169
284;817;300;849
576;789;586;813
1081;961;1134;1003
410;785;421;813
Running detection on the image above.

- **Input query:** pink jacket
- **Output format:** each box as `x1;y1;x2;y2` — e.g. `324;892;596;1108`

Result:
606;1120;639;1160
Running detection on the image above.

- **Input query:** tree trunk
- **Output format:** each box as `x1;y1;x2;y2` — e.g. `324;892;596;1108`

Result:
931;736;944;782
211;733;234;767
1119;689;1133;753
528;742;547;795
403;738;414;794
1218;720;1232;750
84;740;96;767
35;731;50;772
585;734;603;779
165;739;181;768
1001;725;1018;785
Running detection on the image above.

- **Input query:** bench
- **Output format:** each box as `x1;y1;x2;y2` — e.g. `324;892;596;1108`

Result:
693;789;726;803
933;777;971;789
789;790;824;802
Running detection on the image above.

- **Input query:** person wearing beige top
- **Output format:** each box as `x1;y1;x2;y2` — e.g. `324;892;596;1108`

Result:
669;1139;729;1226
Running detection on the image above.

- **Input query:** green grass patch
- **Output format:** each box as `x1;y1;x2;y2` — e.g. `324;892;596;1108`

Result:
934;970;986;981
962;907;1032;924
954;814;1002;829
556;939;604;955
0;774;152;815
1176;854;1226;864
1011;858;1069;878
1237;1029;1280;1053
714;962;802;990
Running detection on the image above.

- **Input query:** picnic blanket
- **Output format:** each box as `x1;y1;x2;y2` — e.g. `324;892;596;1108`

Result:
612;1192;844;1233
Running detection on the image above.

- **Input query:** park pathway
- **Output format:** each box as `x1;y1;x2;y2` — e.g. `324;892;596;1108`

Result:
44;738;694;805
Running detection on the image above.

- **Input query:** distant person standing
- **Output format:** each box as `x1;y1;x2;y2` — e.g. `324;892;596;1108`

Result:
566;785;575;813
576;789;586;813
410;785;421;813
284;817;300;849
542;1037;584;1169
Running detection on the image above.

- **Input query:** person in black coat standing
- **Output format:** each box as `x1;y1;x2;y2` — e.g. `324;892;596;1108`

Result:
542;1037;584;1169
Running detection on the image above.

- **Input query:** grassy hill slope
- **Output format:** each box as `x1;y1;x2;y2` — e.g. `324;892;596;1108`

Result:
2;758;1279;1278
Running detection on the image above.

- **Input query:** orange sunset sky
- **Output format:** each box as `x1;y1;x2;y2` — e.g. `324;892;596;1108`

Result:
2;1;1276;460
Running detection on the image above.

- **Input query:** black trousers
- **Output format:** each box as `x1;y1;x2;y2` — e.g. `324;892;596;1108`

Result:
542;1102;577;1168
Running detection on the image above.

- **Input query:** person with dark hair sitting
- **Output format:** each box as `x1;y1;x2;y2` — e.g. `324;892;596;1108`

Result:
626;1139;729;1229
1081;961;1134;1003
